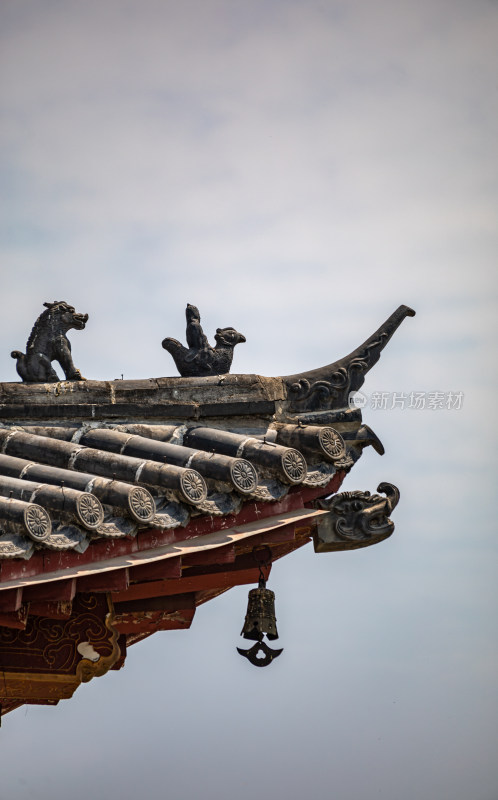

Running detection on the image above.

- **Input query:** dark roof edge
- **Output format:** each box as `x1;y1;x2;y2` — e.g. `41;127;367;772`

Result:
282;305;415;412
0;375;284;422
0;305;415;419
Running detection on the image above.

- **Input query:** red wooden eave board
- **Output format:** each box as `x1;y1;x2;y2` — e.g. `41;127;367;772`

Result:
0;470;345;586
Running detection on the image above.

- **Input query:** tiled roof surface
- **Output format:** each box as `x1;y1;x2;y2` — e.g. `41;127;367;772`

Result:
0;421;359;561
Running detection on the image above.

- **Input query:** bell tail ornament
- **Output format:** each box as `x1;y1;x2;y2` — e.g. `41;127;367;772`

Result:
237;641;283;667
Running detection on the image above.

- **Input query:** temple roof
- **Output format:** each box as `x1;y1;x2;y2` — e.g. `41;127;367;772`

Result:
0;303;416;610
0;303;416;562
0;303;414;715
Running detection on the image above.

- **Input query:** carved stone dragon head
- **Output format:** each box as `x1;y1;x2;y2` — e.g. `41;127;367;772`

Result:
42;301;89;333
314;482;400;552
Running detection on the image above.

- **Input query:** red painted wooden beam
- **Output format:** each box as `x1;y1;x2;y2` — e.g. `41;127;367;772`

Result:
182;542;235;567
129;556;182;583
28;600;73;619
114;591;196;615
249;521;297;545
111;565;266;605
0;587;22;613
113;592;196;635
0;604;29;630
23;578;76;604
77;569;129;594
114;608;196;635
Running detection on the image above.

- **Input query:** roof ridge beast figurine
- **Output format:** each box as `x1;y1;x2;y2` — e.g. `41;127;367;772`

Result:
162;303;246;377
11;300;88;383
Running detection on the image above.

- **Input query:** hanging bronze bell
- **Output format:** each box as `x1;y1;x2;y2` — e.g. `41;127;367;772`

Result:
241;577;279;641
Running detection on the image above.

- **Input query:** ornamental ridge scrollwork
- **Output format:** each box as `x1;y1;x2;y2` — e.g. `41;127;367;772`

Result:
288;332;390;407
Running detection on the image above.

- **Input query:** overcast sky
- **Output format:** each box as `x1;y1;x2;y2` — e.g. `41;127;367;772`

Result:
0;2;497;799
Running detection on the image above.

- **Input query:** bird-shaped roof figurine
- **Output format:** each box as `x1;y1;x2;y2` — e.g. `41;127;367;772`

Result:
162;304;246;377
